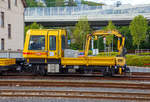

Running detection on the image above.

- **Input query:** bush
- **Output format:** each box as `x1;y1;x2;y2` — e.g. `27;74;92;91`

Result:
126;55;150;67
97;52;118;56
70;43;80;50
88;50;92;55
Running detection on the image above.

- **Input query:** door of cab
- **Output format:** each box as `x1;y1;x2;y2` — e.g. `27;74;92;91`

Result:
24;30;48;59
47;30;59;59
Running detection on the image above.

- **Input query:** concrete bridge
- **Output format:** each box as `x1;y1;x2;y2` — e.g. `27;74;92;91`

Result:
24;4;150;27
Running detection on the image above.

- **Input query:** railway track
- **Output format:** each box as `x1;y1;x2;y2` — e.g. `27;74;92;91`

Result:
0;72;150;81
0;73;150;101
0;89;150;101
0;80;150;90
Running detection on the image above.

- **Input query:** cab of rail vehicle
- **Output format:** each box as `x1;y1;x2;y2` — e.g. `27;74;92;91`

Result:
23;29;66;60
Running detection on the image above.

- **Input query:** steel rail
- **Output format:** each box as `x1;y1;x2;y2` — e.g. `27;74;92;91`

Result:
0;90;150;101
0;80;150;89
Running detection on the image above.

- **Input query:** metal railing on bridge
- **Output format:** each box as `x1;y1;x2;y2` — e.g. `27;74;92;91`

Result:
25;4;150;17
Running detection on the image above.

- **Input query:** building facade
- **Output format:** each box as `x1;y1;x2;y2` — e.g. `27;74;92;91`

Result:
0;0;26;51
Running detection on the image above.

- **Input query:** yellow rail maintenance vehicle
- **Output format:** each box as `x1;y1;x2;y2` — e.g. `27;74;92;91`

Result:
22;29;130;76
0;50;24;74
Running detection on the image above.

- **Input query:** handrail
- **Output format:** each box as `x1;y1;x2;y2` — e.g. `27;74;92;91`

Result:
0;51;23;58
135;49;150;54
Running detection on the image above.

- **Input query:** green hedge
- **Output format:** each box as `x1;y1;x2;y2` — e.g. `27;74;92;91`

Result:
126;55;150;67
97;52;118;56
96;53;150;67
89;51;150;67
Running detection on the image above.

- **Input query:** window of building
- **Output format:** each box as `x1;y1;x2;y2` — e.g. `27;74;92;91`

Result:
1;39;4;50
8;24;11;39
8;0;11;9
0;12;4;27
49;36;56;50
28;35;45;50
15;0;17;6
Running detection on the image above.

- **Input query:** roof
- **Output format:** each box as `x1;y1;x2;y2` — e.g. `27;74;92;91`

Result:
21;0;27;7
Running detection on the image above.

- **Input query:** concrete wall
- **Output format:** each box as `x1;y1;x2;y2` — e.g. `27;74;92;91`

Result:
0;0;24;51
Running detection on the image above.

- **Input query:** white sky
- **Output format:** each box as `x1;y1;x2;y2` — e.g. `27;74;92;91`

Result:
85;0;150;5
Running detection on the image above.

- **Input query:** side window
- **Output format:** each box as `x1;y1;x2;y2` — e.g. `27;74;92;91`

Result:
49;36;56;50
1;38;4;50
15;0;17;6
8;0;11;9
28;35;45;50
8;24;11;38
61;35;65;50
0;12;4;27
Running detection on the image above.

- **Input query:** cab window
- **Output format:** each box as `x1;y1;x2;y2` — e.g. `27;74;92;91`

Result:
49;36;56;50
61;35;65;50
28;35;45;50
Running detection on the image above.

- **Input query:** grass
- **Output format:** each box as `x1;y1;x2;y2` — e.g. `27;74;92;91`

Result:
137;52;150;56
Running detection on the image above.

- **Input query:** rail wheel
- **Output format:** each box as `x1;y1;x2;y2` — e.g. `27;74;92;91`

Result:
39;65;47;76
32;65;46;76
125;67;131;76
103;67;114;77
0;71;3;76
32;65;38;75
110;67;115;76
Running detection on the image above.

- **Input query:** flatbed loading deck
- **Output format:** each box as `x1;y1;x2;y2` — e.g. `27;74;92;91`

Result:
0;59;16;66
61;57;116;66
0;51;23;71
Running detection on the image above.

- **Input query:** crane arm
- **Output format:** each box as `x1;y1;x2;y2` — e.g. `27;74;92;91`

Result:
84;34;92;56
84;30;125;57
92;30;122;37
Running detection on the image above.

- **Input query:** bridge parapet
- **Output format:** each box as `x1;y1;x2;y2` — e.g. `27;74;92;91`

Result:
25;4;150;17
24;4;150;25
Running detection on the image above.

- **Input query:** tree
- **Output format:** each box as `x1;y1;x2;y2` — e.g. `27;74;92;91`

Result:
67;0;77;6
104;21;116;51
118;26;136;50
145;26;150;48
73;17;91;50
81;0;104;6
26;0;38;7
140;26;150;49
129;15;148;50
37;2;45;7
55;0;65;7
24;22;44;40
45;0;56;7
45;0;77;7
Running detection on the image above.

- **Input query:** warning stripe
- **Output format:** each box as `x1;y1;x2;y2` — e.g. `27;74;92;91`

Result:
23;52;47;55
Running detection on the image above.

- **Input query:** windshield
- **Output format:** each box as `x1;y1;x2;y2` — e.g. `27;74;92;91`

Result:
28;35;45;50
